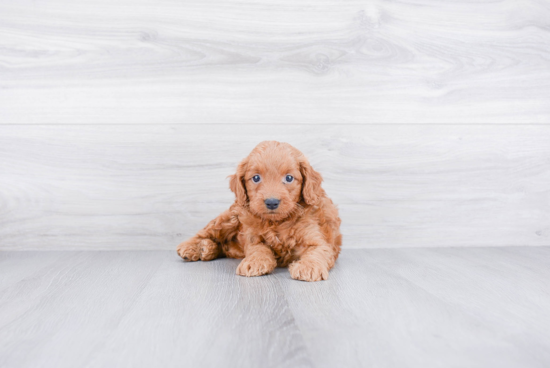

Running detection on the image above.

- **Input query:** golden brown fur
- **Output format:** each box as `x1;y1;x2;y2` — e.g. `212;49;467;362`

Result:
177;141;342;281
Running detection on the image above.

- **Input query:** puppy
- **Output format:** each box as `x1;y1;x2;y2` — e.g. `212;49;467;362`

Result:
177;141;342;281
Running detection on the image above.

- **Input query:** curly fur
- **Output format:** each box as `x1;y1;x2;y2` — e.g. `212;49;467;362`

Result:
177;141;342;282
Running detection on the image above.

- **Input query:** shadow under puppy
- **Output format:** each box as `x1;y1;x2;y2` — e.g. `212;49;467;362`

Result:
177;141;342;281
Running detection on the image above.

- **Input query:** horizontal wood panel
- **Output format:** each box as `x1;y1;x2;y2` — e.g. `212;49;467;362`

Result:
1;0;550;125
1;125;548;249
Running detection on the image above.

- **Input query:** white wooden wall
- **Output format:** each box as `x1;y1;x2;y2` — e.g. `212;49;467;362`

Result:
1;0;549;250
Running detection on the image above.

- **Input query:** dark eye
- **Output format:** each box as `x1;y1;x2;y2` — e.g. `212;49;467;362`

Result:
252;175;261;183
285;175;294;183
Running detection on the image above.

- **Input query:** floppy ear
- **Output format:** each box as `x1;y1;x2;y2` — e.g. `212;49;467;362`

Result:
229;158;248;206
300;158;323;206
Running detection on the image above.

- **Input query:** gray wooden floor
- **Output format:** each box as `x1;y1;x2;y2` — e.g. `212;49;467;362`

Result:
1;248;549;368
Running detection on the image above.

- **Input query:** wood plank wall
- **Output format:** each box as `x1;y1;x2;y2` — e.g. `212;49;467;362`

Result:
1;0;549;250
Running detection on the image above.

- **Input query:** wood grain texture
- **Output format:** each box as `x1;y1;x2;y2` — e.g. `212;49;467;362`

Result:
1;248;549;368
1;0;550;125
276;247;550;368
1;124;549;250
1;0;550;251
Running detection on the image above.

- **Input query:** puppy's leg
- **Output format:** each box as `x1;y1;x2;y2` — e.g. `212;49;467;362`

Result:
289;239;337;282
177;209;238;262
177;237;220;262
236;243;277;277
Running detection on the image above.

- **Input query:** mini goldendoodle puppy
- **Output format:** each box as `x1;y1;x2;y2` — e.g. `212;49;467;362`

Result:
177;141;341;281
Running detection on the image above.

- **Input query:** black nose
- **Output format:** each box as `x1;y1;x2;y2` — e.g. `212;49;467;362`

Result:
264;198;280;210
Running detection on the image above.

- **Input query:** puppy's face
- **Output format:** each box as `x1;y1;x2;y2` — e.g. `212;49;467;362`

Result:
244;149;303;221
230;141;323;221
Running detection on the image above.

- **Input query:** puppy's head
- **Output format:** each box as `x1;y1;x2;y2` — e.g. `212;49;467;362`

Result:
229;141;323;221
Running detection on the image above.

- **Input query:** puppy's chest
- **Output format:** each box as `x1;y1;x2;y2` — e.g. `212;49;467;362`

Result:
262;229;296;251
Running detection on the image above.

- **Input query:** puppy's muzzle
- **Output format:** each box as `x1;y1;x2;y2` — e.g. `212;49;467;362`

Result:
264;198;280;210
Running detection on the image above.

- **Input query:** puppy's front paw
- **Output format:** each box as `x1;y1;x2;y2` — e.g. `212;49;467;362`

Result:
289;260;329;282
236;256;276;277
